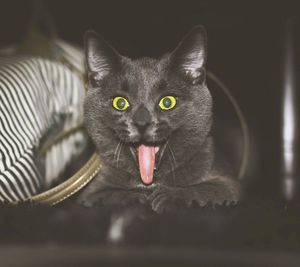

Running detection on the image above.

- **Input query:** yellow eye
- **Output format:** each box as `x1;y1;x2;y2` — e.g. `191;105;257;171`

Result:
159;96;177;110
112;96;130;111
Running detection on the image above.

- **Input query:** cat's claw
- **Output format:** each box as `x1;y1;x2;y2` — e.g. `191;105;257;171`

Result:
149;185;239;213
149;187;199;213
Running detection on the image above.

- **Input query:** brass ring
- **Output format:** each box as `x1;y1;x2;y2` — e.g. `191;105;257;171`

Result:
25;152;101;206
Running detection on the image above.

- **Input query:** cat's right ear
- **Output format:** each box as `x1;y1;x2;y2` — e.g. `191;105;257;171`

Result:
84;30;121;85
169;26;207;85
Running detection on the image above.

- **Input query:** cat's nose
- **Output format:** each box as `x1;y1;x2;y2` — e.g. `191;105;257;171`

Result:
133;105;151;133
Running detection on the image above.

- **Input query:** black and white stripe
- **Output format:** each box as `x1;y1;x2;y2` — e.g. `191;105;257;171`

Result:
0;49;85;202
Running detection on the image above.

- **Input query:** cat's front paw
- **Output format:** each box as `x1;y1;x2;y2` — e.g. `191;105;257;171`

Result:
149;184;239;213
78;189;148;207
149;187;195;213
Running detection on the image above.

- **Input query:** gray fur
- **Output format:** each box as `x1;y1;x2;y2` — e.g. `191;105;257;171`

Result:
78;26;241;213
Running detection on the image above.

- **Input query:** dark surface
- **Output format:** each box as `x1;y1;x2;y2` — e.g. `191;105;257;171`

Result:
0;196;298;248
1;195;300;266
2;246;300;267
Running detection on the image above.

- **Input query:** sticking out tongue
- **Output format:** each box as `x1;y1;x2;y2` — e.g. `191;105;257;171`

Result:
138;144;155;185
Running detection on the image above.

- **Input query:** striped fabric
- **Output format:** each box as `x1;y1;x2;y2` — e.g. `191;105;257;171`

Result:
0;52;86;202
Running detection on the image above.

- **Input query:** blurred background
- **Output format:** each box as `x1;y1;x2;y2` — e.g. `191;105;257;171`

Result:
1;1;300;266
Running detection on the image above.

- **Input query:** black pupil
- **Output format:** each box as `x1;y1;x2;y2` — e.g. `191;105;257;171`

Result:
117;98;126;109
163;97;171;108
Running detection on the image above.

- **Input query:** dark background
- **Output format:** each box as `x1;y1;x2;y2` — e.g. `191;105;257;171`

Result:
0;0;299;199
1;1;300;265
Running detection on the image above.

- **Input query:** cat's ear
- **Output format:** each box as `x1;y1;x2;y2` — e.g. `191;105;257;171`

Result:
84;30;121;84
169;26;207;84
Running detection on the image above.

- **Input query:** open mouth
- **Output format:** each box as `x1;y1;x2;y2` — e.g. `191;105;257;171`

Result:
129;142;167;185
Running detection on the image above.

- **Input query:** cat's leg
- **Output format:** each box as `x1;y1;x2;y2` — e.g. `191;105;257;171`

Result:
150;176;241;213
77;169;149;207
78;186;149;207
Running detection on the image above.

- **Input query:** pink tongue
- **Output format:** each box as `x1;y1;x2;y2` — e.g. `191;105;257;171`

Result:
138;144;155;185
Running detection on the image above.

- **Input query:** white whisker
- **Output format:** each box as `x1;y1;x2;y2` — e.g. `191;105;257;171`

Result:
116;142;123;168
167;141;177;186
113;141;121;162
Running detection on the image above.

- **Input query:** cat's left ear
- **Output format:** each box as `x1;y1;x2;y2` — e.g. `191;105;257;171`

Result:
169;26;207;84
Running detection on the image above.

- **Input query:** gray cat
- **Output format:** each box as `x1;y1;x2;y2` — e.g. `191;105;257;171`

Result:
77;26;241;213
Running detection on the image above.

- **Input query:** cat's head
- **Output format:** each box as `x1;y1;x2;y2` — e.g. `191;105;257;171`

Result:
84;26;213;187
